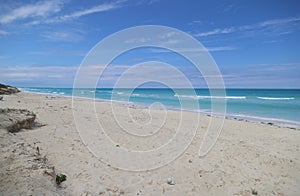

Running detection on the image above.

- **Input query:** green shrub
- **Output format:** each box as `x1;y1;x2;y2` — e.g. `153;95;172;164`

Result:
56;174;67;185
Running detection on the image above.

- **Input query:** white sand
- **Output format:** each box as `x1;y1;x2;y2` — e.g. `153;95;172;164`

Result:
0;92;299;195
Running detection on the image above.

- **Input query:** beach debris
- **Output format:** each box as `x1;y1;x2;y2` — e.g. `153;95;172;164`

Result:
137;189;142;195
167;177;175;185
0;83;20;95
106;186;124;195
44;170;54;177
0;108;36;132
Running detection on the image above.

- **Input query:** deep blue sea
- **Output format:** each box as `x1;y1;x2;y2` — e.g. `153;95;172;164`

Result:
21;88;300;126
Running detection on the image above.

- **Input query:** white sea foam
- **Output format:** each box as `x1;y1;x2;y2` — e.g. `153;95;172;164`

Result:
174;94;246;99
257;97;294;100
28;88;39;91
227;113;300;126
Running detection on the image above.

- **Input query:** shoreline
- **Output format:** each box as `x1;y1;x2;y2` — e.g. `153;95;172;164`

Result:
20;90;300;130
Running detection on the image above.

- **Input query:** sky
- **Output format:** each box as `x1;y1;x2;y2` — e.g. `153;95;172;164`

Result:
0;0;300;88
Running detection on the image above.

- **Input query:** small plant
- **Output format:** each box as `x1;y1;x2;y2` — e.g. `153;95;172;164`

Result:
56;174;67;185
251;188;258;195
36;146;40;155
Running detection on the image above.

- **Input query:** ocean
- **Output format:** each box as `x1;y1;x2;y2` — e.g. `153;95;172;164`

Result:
21;88;300;126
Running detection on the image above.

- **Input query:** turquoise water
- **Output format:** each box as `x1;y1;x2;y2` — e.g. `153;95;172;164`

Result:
21;88;300;125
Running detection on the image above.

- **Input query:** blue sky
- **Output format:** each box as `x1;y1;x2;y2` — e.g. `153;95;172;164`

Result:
0;0;299;88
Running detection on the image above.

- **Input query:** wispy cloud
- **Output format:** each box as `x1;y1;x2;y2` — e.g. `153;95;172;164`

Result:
0;65;78;86
0;64;127;87
42;31;84;42
135;0;161;6
195;28;235;37
28;49;86;56
150;46;236;53
124;37;151;44
194;16;300;37
46;1;123;24
121;30;236;52
0;64;126;80
0;30;9;36
0;55;10;59
258;17;300;27
247;62;300;71
0;1;63;24
220;62;300;88
1;62;299;88
1;0;126;25
223;4;235;12
207;46;236;52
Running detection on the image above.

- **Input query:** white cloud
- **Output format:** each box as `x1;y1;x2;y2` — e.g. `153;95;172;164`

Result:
258;17;300;27
150;46;236;53
207;46;236;51
42;31;84;42
28;49;86;56
159;31;179;39
0;64;125;86
136;0;160;5
51;2;121;23
2;72;41;78
125;37;151;43
1;0;125;25
1;62;299;88
0;55;10;59
195;28;235;37
247;62;300;71
194;16;300;37
0;30;9;36
0;1;63;24
223;4;235;12
0;65;78;86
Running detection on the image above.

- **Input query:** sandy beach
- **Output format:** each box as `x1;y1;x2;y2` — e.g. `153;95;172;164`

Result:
0;92;300;195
